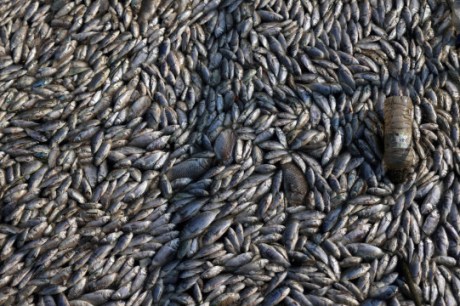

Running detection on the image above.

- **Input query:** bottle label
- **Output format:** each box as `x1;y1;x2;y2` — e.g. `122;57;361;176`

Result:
389;133;411;149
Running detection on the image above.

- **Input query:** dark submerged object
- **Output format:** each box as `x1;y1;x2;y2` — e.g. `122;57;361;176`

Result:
281;162;308;206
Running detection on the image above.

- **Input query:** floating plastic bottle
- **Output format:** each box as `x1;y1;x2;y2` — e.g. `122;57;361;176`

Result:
383;96;415;184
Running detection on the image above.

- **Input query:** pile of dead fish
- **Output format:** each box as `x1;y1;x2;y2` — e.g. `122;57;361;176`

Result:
1;0;460;305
